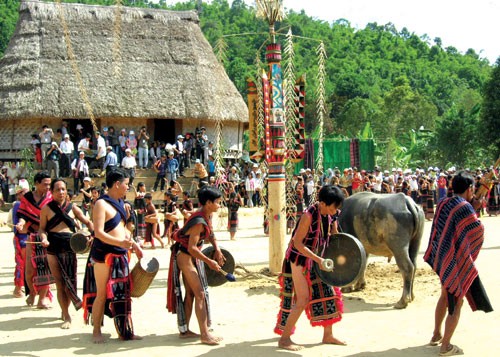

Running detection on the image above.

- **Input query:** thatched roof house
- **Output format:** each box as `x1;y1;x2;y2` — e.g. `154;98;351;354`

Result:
0;0;248;159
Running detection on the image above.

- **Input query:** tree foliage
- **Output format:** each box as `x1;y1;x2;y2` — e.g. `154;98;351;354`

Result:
1;0;498;168
480;58;500;159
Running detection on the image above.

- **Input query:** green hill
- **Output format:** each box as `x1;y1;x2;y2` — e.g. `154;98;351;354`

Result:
1;0;498;167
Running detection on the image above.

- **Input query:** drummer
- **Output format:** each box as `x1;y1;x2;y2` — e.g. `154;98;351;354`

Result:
39;178;93;329
167;186;226;345
82;169;143;343
15;171;52;308
275;185;346;351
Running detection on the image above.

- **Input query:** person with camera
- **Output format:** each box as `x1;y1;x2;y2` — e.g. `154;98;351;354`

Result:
137;126;150;170
39;125;54;169
46;141;63;178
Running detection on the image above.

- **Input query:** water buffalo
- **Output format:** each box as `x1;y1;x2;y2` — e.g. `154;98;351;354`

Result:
338;192;424;309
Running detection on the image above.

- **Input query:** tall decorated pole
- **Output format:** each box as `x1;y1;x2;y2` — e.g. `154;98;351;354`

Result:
256;0;286;273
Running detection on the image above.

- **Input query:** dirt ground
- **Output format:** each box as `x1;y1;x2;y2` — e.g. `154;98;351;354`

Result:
0;207;498;357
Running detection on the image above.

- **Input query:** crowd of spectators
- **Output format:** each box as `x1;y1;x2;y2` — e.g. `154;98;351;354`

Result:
5;122;500;221
27;123;217;191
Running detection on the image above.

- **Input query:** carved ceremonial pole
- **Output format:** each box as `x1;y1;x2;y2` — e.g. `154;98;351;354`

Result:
257;0;286;273
266;44;287;274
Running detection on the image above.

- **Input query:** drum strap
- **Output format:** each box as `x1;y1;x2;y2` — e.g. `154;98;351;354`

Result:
46;201;76;232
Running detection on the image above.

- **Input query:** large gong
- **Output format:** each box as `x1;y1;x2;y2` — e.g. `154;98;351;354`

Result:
313;233;366;287
202;246;235;287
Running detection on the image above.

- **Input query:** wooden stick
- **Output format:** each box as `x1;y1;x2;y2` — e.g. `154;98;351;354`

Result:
25;241;43;245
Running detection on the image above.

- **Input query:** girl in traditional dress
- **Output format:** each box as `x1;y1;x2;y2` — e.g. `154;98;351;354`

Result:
275;185;346;351
227;185;242;240
486;177;499;216
419;178;435;220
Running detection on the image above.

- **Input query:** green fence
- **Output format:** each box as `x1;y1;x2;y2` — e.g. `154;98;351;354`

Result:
295;139;375;173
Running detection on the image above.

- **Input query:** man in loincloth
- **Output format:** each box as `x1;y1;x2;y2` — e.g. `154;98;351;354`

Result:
424;170;493;356
15;171;52;309
167;186;226;345
275;185;346;351
82;169;143;343
39;178;93;329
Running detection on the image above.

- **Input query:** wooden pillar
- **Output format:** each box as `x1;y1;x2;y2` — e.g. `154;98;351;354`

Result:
265;43;286;274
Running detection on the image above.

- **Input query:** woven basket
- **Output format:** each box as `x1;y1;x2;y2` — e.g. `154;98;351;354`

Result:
131;257;160;298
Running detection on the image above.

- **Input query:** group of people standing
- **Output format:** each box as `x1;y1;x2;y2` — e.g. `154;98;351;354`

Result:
7;157;493;355
9;167;230;346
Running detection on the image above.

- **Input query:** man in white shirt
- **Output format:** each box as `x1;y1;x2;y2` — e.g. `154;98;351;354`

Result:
408;174;420;202
304;174;315;206
39;125;54;169
59;134;74;177
174;135;185;176
78;133;91;152
71;151;89;191
93;131;107;171
121;148;137;186
6;162;19;202
373;167;383;193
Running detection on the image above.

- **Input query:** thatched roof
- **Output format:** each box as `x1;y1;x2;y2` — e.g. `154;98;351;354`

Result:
0;0;248;122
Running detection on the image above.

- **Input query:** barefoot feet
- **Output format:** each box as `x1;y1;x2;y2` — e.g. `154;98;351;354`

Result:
26;294;35;306
61;315;72;329
179;330;200;339
278;337;304;351
92;332;106;344
322;335;347;346
201;333;223;346
13;287;23;298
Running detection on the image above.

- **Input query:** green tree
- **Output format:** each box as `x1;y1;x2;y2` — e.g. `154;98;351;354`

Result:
0;0;20;58
480;57;500;158
0;0;495;169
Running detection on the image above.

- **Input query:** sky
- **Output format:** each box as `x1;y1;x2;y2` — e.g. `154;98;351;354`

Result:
163;0;499;63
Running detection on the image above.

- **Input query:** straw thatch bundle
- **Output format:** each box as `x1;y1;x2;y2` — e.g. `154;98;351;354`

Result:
0;0;248;123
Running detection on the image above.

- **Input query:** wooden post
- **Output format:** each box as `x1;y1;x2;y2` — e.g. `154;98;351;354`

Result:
265;43;286;274
268;174;286;273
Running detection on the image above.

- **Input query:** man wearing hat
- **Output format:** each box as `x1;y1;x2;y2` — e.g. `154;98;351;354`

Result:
373;167;383;193
103;146;118;177
183;133;194;168
118;128;128;163
174;134;186;176
137;126;150;170
195;127;208;164
437;172;448;201
166;151;180;183
152;154;168;192
60;134;74;177
121;148;137;186
71;151;89;192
